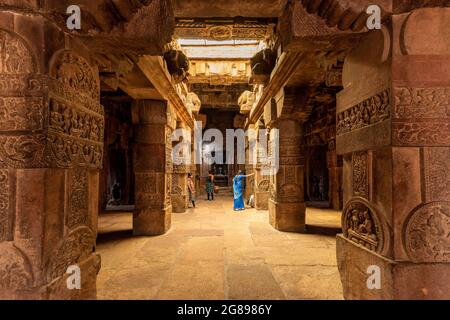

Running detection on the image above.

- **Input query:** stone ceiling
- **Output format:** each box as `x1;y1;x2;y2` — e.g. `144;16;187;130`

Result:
173;0;288;18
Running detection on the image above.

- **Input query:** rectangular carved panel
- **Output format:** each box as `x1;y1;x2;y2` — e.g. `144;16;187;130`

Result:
352;152;368;199
337;89;391;136
0;169;9;241
393;87;450;147
67;168;88;230
424;147;450;202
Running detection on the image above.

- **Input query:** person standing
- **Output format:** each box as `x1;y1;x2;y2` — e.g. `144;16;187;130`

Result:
187;173;196;208
233;171;255;211
206;170;215;201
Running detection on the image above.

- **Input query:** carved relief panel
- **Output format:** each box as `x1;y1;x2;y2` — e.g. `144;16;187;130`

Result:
352;151;369;199
342;198;386;254
404;202;450;263
48;51;103;169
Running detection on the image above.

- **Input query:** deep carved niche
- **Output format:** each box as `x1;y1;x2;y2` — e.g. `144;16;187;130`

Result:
342;198;385;254
404;202;450;263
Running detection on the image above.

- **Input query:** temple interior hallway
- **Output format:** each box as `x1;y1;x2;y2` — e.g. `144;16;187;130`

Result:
96;196;343;300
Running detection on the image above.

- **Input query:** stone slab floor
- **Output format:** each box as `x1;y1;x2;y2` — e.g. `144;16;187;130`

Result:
96;196;343;300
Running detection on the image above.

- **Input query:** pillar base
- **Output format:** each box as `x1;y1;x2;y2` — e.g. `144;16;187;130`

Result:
255;192;269;210
337;235;450;300
133;207;172;236
171;195;186;213
269;199;306;232
46;253;101;300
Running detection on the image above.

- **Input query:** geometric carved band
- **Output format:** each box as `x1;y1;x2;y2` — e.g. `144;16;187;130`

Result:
337;89;390;136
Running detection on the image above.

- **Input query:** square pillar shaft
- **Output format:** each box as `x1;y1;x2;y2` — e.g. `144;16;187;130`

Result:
0;12;103;299
269;118;306;232
336;8;450;299
132;100;175;236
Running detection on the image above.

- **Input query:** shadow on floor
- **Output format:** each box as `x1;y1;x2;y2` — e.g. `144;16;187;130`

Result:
305;224;342;236
96;229;133;244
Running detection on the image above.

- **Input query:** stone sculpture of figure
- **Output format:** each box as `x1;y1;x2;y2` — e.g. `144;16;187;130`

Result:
358;210;373;235
111;182;122;205
318;176;325;200
350;209;360;231
238;90;255;115
186;92;201;114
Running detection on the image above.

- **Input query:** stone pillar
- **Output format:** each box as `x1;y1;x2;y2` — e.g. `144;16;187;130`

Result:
336;8;450;299
0;13;102;299
132;100;174;236
327;143;343;210
254;122;270;210
244;123;256;204
171;124;190;213
268;119;306;232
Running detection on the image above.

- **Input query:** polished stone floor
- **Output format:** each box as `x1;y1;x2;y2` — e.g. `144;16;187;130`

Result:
96;196;343;300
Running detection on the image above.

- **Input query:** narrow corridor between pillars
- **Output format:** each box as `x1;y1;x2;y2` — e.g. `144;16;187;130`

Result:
96;195;342;300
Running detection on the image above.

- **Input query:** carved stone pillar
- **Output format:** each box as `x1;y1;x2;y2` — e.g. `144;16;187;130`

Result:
254;122;270;210
172;124;190;213
132;100;174;235
327;142;343;210
269;119;306;232
0;13;102;299
171;170;187;213
336;8;450;299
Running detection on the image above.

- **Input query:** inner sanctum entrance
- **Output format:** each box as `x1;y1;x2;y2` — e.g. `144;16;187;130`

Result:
0;0;449;301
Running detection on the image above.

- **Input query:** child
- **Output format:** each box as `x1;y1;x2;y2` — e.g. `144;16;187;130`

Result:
187;173;196;208
206;170;215;201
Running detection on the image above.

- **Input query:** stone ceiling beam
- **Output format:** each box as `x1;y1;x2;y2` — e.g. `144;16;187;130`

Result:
1;0;174;56
247;51;304;127
137;55;194;129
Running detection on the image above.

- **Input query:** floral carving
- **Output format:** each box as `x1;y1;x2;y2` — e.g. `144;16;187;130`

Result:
405;202;450;263
352;152;368;199
424;148;450;202
0;169;9;241
392;122;450;146
68;169;88;229
394;87;450;119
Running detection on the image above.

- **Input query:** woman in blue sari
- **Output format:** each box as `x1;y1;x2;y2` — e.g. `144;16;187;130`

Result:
233;171;255;211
